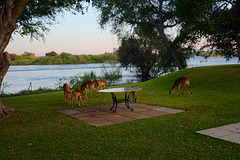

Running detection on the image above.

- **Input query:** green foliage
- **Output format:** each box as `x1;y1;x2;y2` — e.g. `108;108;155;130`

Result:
1;65;240;159
36;87;52;92
100;63;122;85
117;25;175;81
67;74;82;89
11;59;32;65
175;0;240;59
56;71;98;89
45;51;57;57
10;52;118;65
10;52;37;64
117;35;157;81
18;89;33;95
55;66;122;89
55;78;68;90
81;71;98;83
93;0;187;69
22;52;37;60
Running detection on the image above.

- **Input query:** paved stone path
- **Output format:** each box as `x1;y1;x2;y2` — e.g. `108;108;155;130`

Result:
57;103;184;127
196;123;240;144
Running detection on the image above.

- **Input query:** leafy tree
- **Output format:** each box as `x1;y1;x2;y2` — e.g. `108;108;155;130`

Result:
45;51;57;57
22;51;37;60
175;0;240;60
93;0;187;70
117;36;157;82
58;52;72;60
9;53;18;61
0;0;90;116
117;25;171;82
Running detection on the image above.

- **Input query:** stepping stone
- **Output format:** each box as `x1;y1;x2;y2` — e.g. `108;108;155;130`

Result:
196;123;240;144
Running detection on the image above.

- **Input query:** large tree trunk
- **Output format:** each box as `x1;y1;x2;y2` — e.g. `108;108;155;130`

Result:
0;0;30;116
140;67;151;82
0;19;15;116
157;28;185;70
0;51;13;116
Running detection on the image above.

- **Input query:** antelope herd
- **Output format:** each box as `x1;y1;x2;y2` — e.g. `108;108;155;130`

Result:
63;79;109;107
63;79;140;107
63;76;192;107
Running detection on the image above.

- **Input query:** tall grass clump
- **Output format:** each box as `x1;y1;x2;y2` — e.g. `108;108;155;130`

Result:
55;71;98;89
101;63;122;85
55;64;123;89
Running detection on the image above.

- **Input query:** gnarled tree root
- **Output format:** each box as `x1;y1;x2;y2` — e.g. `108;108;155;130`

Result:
0;103;14;116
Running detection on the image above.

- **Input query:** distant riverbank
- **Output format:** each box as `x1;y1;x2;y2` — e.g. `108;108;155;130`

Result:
10;52;118;65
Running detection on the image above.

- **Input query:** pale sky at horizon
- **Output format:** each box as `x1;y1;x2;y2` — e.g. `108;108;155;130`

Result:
6;6;119;57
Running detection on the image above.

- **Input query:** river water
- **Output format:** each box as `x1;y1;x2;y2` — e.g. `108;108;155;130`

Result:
2;56;239;94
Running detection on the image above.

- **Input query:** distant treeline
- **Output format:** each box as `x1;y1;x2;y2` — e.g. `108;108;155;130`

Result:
10;51;118;65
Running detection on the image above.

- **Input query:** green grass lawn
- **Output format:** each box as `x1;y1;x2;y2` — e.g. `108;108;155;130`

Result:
1;65;240;159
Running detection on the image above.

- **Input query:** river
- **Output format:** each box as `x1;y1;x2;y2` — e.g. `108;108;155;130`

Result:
2;56;239;94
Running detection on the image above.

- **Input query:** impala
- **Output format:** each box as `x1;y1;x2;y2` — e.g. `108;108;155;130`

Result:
63;83;72;105
169;77;192;95
72;89;86;106
63;83;69;91
131;86;137;103
96;79;108;92
81;81;97;99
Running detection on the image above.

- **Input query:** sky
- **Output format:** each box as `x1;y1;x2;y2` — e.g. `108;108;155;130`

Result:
6;6;118;57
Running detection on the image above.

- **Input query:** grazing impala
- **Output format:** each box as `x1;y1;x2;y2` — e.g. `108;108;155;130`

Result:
96;79;108;92
131;86;137;103
81;81;97;99
64;90;73;105
63;83;72;105
72;89;86;106
169;77;192;95
63;83;69;91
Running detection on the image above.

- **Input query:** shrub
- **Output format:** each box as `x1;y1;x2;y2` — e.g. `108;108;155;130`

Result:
100;63;122;85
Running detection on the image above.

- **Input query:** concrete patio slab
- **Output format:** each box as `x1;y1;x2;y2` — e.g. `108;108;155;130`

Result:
57;103;184;127
196;123;240;145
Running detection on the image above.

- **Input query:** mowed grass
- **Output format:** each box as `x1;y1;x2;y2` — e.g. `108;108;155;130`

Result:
1;65;240;159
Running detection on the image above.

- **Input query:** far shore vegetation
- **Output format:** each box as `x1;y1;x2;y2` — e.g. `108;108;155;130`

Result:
9;51;118;65
10;50;232;66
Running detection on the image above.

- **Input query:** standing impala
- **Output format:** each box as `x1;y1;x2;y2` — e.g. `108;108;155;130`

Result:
81;81;98;99
131;86;137;103
63;83;73;105
169;77;192;95
96;79;108;92
72;89;86;106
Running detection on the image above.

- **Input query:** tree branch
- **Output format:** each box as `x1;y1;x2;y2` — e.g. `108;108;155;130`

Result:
164;19;180;28
12;0;30;24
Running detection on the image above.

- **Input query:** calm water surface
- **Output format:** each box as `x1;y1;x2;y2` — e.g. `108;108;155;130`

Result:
2;56;239;93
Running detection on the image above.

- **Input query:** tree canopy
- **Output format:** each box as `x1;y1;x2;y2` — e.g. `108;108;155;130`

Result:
117;25;176;81
93;0;188;70
175;0;240;60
